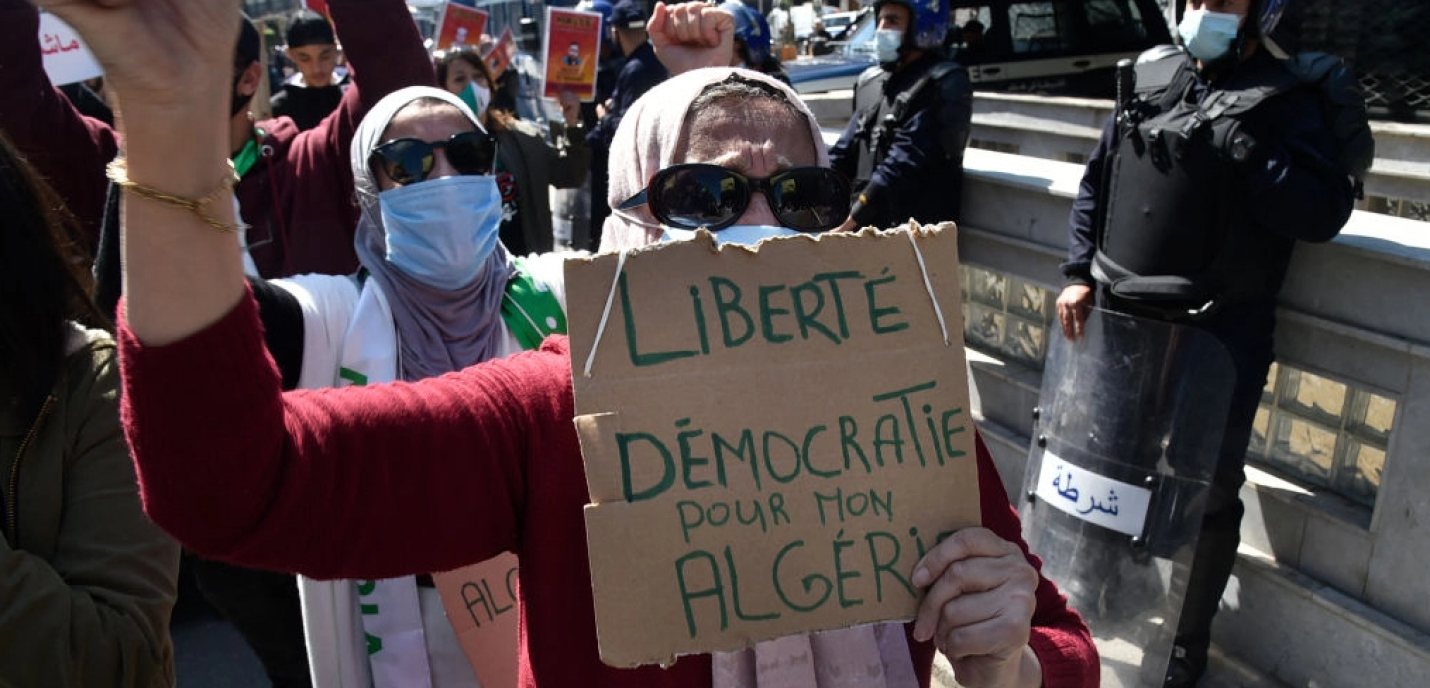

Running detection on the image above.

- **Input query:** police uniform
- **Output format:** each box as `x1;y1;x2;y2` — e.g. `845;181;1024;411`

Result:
1062;46;1355;673
829;52;973;229
586;38;668;247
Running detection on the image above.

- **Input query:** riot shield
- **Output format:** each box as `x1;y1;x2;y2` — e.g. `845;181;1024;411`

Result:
1020;309;1235;687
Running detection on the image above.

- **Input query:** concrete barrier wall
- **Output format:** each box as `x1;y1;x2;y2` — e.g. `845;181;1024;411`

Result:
805;90;1430;207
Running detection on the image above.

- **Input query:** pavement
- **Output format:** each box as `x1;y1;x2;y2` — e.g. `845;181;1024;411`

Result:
929;642;1288;688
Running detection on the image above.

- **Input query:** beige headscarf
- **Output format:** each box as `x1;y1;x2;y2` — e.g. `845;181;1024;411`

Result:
597;66;918;688
597;67;830;253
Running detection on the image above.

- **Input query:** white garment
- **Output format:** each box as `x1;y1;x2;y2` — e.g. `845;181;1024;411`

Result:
768;7;790;39
236;196;260;278
274;252;572;688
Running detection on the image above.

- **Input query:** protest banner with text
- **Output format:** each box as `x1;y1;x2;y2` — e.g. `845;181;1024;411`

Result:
565;225;980;668
433;553;520;688
435;2;490;53
483;27;518;78
541;7;601;101
38;12;101;87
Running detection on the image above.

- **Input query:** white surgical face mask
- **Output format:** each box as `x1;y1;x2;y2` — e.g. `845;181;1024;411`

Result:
875;28;904;64
611;205;805;247
660;224;803;246
459;81;492;117
379;175;503;289
1178;8;1243;62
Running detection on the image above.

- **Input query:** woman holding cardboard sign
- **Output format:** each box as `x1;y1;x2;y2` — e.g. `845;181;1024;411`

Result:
51;0;1097;685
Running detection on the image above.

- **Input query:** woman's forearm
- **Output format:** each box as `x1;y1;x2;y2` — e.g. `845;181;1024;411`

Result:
119;102;246;344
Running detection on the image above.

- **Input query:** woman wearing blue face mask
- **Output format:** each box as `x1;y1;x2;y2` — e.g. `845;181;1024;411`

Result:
436;49;591;256
223;85;573;688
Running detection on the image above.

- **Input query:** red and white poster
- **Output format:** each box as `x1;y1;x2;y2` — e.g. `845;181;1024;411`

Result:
435;2;490;52
483;27;519;77
38;11;101;87
541;7;602;102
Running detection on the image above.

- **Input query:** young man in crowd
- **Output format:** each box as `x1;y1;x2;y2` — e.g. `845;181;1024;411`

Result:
270;9;348;131
0;0;431;279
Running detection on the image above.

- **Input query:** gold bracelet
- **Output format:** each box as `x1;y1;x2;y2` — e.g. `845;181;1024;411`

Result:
106;157;247;235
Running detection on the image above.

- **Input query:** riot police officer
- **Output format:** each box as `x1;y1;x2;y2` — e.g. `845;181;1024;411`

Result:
1057;1;1358;685
828;0;972;231
721;0;790;85
588;0;670;248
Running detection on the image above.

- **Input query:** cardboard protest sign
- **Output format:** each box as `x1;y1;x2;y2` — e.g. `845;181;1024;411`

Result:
483;27;519;78
435;2;490;52
565;225;981;668
38;12;101;87
432;553;520;688
541;8;601;101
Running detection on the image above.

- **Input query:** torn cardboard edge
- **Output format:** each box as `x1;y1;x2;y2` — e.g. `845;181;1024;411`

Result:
565;222;981;667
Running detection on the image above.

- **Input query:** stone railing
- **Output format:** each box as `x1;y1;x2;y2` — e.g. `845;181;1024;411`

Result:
805;90;1430;217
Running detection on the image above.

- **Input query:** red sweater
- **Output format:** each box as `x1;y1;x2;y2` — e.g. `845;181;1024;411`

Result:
0;0;433;277
118;292;1098;688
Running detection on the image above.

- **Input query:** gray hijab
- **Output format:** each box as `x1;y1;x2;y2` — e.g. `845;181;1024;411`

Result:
349;86;515;381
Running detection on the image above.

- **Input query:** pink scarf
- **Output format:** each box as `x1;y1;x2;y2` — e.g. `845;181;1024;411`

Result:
598;67;919;688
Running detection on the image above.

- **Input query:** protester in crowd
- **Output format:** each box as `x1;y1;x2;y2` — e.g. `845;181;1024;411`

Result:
586;0;670;249
562;0;625;250
270;9;348;131
59;80;114;127
0;132;180;688
47;0;1101;685
577;0;626;132
271;85;567;688
720;1;791;84
436;49;591;255
485;36;525;116
767;0;792;49
807;17;836;56
558;0;624;250
0;0;433;279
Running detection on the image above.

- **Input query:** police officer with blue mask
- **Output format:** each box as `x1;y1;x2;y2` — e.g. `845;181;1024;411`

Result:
827;0;973;233
1057;1;1361;685
719;1;790;85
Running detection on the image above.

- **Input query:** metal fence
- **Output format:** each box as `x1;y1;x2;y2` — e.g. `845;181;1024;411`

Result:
1295;0;1430;122
1155;0;1430;122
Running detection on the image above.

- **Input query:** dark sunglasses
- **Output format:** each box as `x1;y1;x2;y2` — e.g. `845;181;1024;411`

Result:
369;130;497;185
617;164;851;233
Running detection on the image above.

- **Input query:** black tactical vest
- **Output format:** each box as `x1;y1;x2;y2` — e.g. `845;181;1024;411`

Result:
850;59;966;187
1092;47;1301;314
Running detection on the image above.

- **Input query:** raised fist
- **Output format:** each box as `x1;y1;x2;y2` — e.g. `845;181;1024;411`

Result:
649;1;736;76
